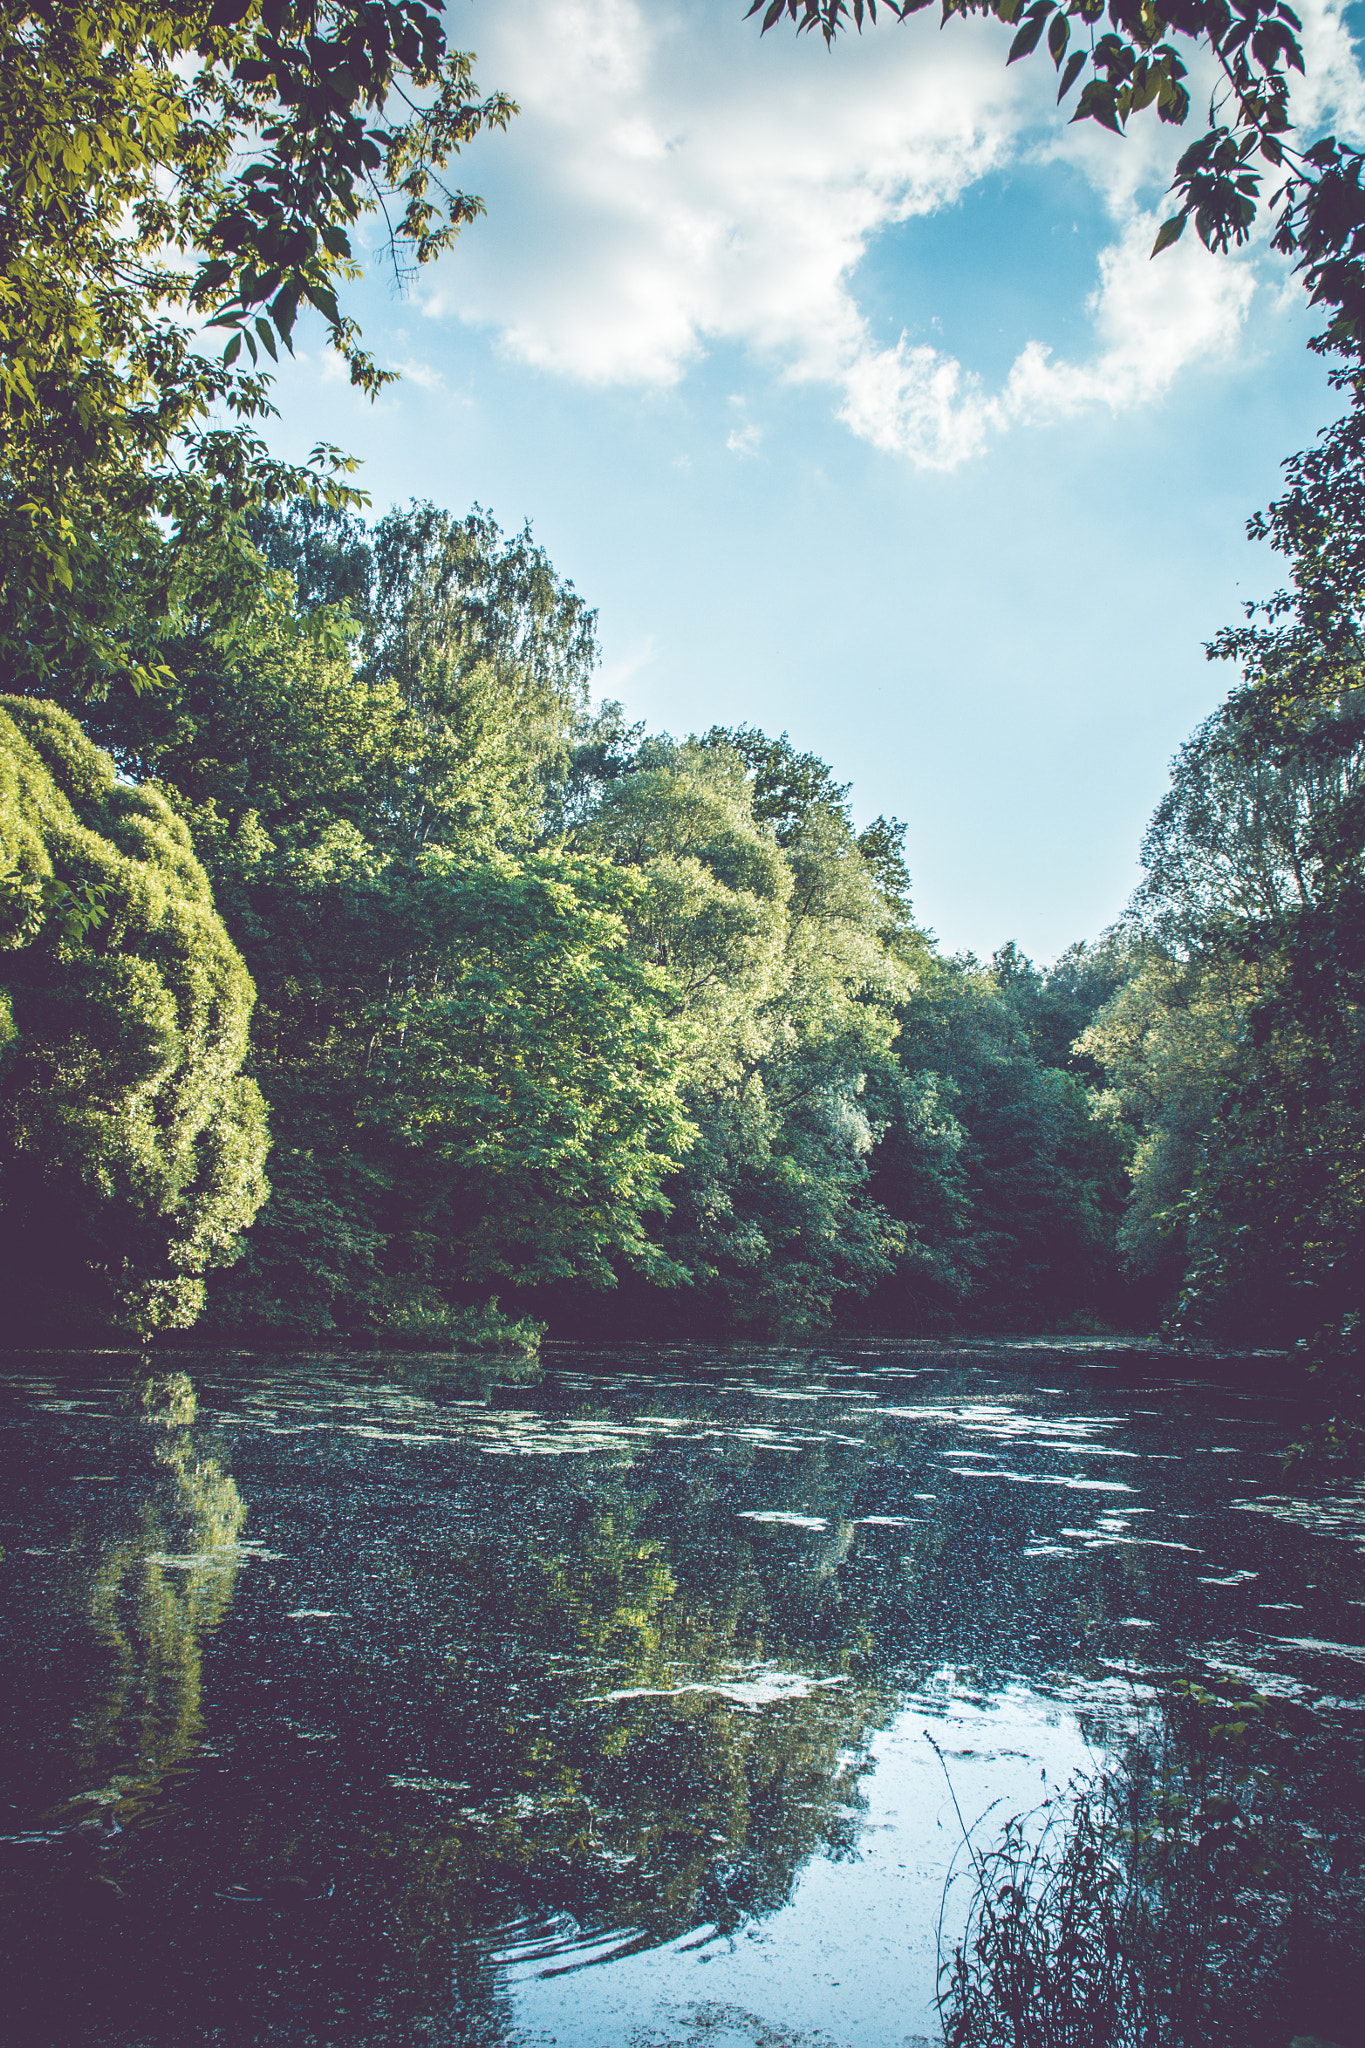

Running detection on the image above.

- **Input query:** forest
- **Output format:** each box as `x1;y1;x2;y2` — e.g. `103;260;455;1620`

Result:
4;472;1360;1384
0;0;1361;1454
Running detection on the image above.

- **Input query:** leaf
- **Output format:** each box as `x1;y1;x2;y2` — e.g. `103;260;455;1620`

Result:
1072;78;1122;132
1151;214;1187;256
1057;49;1085;101
1008;12;1049;64
1047;10;1069;66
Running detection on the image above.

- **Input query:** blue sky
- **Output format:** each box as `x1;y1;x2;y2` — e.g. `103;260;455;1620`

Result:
263;0;1365;960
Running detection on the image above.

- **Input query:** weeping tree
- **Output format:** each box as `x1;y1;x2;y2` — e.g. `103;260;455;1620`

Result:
0;697;268;1335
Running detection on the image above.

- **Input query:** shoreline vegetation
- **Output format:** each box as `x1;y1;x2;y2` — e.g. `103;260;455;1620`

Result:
1;500;1359;1406
933;1675;1365;2048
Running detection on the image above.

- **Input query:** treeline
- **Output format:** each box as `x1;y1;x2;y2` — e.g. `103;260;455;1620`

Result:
0;498;1125;1344
3;3;1360;1410
5;485;1358;1362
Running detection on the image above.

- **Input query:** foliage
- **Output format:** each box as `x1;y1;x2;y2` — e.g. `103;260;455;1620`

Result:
53;511;690;1339
1076;946;1257;1285
0;696;268;1334
13;466;1152;1343
750;0;1365;367
990;937;1131;1079
204;844;696;1339
872;948;1132;1330
74;499;596;862
0;0;513;693
936;1679;1365;2047
1072;417;1365;1368
569;733;911;1330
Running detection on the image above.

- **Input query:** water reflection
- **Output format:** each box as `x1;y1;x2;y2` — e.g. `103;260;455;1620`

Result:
7;1372;248;1829
0;1348;1362;2045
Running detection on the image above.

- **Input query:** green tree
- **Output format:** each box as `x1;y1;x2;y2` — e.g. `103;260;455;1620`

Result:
0;696;268;1334
1078;649;1365;1353
990;936;1132;1076
876;951;1131;1329
1077;944;1259;1290
1;0;513;694
69;514;693;1340
76;500;597;869
571;734;909;1330
203;841;695;1338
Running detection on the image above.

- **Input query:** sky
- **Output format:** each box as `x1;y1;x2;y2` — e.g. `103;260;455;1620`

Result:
263;0;1365;961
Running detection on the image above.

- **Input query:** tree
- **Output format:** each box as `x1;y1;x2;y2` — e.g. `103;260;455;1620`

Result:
883;953;1131;1327
62;510;692;1339
1076;945;1257;1289
1133;692;1365;948
751;1;1365;366
571;733;909;1330
1;0;514;695
1074;636;1365;1356
0;696;268;1334
80;500;599;866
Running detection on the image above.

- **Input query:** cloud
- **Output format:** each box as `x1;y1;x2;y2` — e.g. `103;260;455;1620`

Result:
391;357;445;392
425;0;1362;467
726;421;762;455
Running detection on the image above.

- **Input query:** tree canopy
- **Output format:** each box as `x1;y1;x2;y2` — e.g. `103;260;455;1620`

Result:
0;696;268;1334
0;0;513;695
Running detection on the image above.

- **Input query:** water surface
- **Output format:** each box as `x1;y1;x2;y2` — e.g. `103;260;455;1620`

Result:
2;1344;1363;2046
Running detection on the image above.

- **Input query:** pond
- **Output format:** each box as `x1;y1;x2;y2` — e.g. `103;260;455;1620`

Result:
2;1344;1364;2047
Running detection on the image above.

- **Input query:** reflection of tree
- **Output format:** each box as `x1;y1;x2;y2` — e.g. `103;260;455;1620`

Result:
347;1475;887;1969
2;1370;259;2044
0;1461;891;2046
74;1375;247;1822
17;1372;246;1826
13;1363;1325;2048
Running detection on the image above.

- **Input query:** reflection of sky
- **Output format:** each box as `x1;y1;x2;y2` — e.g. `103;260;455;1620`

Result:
507;1685;1104;2047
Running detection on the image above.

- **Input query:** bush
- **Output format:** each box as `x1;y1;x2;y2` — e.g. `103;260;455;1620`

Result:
935;1680;1365;2048
0;698;269;1334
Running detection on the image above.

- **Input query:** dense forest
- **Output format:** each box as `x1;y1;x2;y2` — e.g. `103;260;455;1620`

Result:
3;477;1360;1379
0;0;1361;1455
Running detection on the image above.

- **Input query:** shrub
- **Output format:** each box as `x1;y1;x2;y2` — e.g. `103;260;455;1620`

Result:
0;698;268;1334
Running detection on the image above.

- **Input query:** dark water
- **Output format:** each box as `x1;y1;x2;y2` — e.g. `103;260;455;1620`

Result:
2;1345;1364;2047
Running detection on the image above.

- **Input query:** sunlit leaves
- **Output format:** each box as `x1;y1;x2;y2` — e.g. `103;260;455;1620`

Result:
0;2;514;695
0;697;269;1335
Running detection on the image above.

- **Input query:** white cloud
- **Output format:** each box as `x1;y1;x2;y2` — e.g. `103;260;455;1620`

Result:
726;421;762;455
392;357;445;392
1292;0;1365;137
425;0;1362;467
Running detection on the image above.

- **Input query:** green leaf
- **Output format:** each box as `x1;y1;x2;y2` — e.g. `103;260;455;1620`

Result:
1072;78;1122;132
1007;12;1049;63
1057;48;1085;101
1151;214;1187;256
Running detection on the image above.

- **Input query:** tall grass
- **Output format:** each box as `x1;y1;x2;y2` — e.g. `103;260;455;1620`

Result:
933;1680;1365;2048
